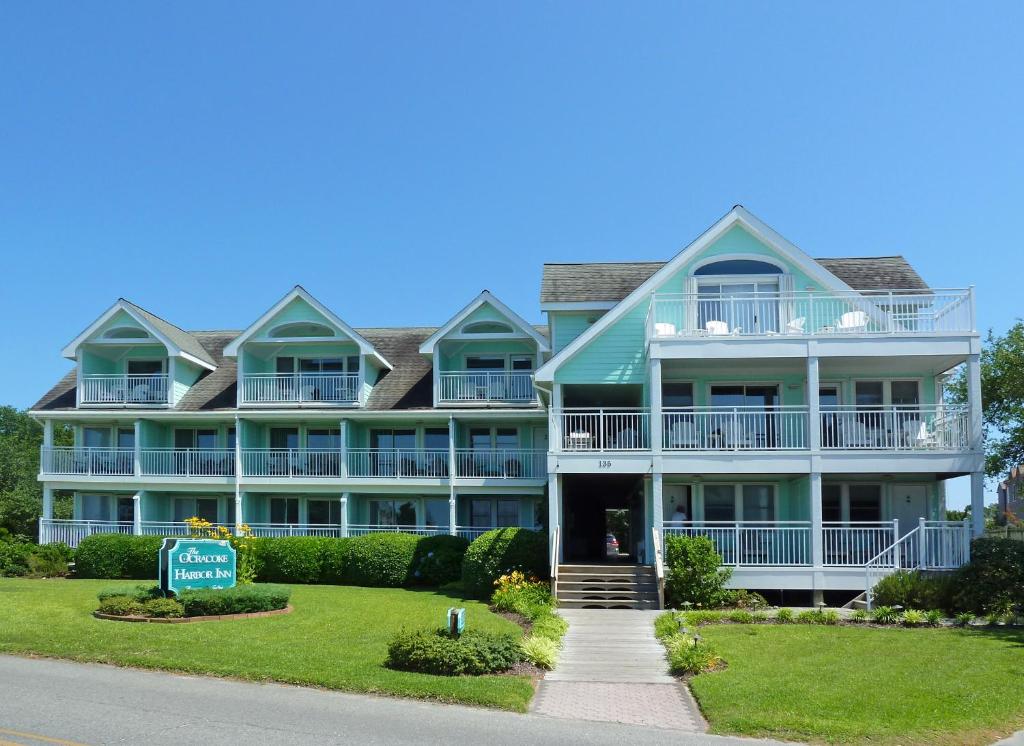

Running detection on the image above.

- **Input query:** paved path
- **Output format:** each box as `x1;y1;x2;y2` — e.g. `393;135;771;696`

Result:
532;609;706;731
0;655;776;745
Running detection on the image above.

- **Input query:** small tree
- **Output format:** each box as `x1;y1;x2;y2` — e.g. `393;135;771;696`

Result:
664;535;733;608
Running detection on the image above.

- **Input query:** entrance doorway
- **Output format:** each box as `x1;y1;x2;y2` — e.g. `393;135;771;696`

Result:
562;475;644;563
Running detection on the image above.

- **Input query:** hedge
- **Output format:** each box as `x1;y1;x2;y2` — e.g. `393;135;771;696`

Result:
952;537;1024;614
0;539;73;577
177;584;291;616
386;628;523;675
461;528;547;599
73;532;469;588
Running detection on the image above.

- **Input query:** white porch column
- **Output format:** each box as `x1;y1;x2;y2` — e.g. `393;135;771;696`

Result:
652;471;664;564
234;415;243;533
449;415;458;535
548;472;560;562
338;419;349;478
967;352;986;536
807;353;820;451
650;358;663;453
42;485;53;521
810;472;823;566
43;419;53;448
552;384;563;453
340;493;350;538
970;471;986;537
132;493;142;536
448;488;457;537
133;419;142;476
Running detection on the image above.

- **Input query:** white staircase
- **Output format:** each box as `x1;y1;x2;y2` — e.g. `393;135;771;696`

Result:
555;564;661;609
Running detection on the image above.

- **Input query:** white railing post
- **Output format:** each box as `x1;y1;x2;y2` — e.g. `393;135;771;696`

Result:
132;494;142;536
810;472;823;567
892;519;900;569
918;516;927;569
339;494;349;538
963;517;971;563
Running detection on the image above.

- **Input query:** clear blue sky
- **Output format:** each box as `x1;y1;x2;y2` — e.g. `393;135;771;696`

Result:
2;3;1021;506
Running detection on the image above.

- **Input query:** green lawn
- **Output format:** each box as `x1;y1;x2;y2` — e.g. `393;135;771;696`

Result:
0;578;534;711
690;624;1024;745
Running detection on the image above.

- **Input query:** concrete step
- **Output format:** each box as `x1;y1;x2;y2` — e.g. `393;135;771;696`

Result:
558;598;661;610
557;589;659;601
558;564;653;576
557;580;658;592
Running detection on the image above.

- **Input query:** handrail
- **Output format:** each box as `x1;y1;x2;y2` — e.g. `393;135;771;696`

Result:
549;525;560;598
652;527;665;610
864;523;918;610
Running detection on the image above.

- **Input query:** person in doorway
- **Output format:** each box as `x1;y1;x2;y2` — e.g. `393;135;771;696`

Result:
670;504;688;522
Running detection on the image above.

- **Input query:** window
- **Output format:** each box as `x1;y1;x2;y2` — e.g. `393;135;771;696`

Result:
175;429;218;449
226;499;236;526
307;499;341;525
277;356;359;374
268;322;335;338
270;428;299;449
703;485;736;522
849;485;882;522
470;499;492;527
697;279;781;333
469;427;518;450
81;494;109;522
466;356;505;370
497;499;519;527
307;429;340;449
117;497;135;523
819;386;841;408
227;427;236;450
425;499;449;529
663;382;694;408
742;485;774;522
369;500;416;526
270;497;299;524
461;321;514;334
83;427;111;448
855;381;884;407
424;428;449;452
823;484;843;522
891;381;920;406
371;429;415;450
174;497;218;523
104;326;150;340
127;359;164;376
117;428;135;449
511;356;534;371
694;259;784;276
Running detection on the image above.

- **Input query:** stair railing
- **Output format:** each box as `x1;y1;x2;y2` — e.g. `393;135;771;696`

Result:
864;522;920;610
652;527;665;609
549;524;560;599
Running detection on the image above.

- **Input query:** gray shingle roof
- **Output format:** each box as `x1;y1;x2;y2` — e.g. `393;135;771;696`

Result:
32;325;555;413
121;299;218;368
540;256;928;304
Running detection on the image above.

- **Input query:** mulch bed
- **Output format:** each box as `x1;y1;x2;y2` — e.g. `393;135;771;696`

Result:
93;605;293;624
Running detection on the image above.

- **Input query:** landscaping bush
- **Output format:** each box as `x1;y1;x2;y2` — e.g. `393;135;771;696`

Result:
97;596;144;616
0;539;73;577
925;609;944;626
521;635;559;670
530;613;569;642
411;534;469;586
343;533;419;587
461;528;547;599
74;534;162;579
0;538;32;576
664;633;722;675
490;571;553;619
871;570;956;612
320;538;349;584
253;536;333;584
142;597;184;618
871;605;901;625
655;611;682;639
664;535;733;608
176;584;291;617
727;589;769;609
97;585;161;604
850;609;869;623
901;609;927;627
776;607;795;624
728;610;755;624
952;538;1024;614
385;628;523;675
955;611;975;627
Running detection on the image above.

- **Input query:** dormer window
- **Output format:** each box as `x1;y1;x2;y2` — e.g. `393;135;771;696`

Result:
694;259;787;335
103;326;152;340
694;259;783;276
461;321;515;334
268;322;336;338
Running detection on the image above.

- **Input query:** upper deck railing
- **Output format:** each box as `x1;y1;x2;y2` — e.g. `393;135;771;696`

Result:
438;371;536;404
647;288;974;340
240;373;359;405
80;374;168;405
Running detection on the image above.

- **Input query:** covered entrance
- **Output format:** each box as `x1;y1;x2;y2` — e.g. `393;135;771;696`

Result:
562;474;644;563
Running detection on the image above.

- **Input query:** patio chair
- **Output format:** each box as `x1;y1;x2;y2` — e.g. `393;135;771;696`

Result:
566;430;592;450
902;419;931;448
721;420;750;449
843;420;874;448
705;320;730;335
836;310;869;333
611;427;640;449
654;322;677;337
665;420;699;449
785;316;806;335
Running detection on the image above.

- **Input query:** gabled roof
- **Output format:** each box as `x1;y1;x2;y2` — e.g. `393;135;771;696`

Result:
418;290;550;355
60;298;217;370
222;286;392;369
534;205;868;383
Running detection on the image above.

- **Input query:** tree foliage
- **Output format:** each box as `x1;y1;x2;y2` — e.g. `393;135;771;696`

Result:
0;406;72;539
947;322;1024;479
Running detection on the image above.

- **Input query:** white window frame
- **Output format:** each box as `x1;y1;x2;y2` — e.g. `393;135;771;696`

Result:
696;483;778;523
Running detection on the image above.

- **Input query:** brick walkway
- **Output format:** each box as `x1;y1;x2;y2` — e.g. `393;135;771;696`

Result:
531;609;705;731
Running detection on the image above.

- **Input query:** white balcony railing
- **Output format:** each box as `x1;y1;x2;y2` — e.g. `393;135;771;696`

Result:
820;404;969;451
140;448;236;477
438;371;536;403
822;522;898;566
79;374;168;405
241;373;359;404
648;288;974;340
39;518;133;547
348;524;449;537
556;408;651;451
663;521;812;566
347;449;450;479
40;447;134;476
241;449;343;477
663;406;808;450
453;449;546;479
248;523;352;538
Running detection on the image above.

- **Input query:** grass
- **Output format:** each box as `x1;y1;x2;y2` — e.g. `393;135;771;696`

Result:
689;623;1024;745
0;578;534;711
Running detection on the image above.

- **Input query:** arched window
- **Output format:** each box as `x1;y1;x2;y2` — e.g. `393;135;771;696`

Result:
268;322;336;338
461;321;515;334
103;326;151;340
694;259;783;276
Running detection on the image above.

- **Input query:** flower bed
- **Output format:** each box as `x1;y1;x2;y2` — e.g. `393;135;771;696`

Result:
94;584;291;622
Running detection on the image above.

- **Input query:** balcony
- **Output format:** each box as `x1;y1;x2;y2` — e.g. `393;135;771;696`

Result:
820;405;969;451
648;288;974;340
557;409;651;451
79;374;168;405
453;449;546;479
437;371;536;405
39;447;236;478
347;449;450;479
140;449;235;477
40;447;134;476
663;406;809;450
240;373;359;405
241;449;343;478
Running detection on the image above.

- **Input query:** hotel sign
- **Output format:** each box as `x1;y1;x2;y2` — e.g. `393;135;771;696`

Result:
159;538;237;595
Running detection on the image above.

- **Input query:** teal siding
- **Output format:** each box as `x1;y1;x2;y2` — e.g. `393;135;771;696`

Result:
551;312;597;353
555;304;647;384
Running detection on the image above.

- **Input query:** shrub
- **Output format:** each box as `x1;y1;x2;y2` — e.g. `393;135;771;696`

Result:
490;571;553;619
776;607;794;624
142;597;184;618
751;611;769;622
461;528;547;599
664;535;733;608
655;611;682;639
177;584;291;617
901;609;926;627
727;610;754;624
97;585;161;603
320;539;349;584
850;609;870;623
385;628;523;675
925;609;944;627
952;538;1024;614
728;589;770;610
97;596;144;616
871;570;955;612
254;536;332;584
411;535;469;586
344;533;419;587
530;614;569;643
871;605;901;625
522;635;559;669
794;609;839;625
75;534;163;579
664;634;721;675
0;538;32;576
684;610;727;627
955;611;975;627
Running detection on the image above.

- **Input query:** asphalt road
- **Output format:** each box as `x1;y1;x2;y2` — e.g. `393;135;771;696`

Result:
0;655;777;746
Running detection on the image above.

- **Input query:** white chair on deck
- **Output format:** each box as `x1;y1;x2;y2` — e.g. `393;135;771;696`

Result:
836;310;869;333
654;322;677;337
613;427;640;449
706;320;741;336
902;419;931;448
785;316;806;335
721;420;750;449
666;420;698;449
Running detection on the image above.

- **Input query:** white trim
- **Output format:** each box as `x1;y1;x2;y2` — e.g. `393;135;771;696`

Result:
223;286;392;370
419;290;550;354
534;206;860;382
540;301;618;312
